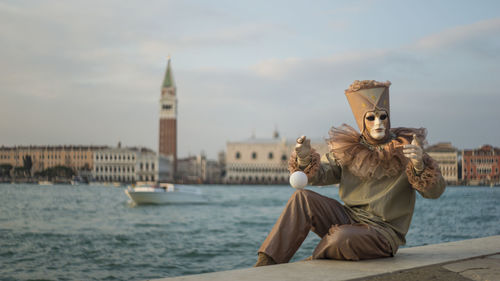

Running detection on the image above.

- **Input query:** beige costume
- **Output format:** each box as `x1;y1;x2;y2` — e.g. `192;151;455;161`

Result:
257;80;446;264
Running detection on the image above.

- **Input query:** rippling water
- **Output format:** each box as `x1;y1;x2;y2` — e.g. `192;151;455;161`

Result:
1;184;499;280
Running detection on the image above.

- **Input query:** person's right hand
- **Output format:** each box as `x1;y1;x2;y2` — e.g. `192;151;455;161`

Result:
295;135;311;167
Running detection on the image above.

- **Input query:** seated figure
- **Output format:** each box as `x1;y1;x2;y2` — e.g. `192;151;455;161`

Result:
255;80;446;266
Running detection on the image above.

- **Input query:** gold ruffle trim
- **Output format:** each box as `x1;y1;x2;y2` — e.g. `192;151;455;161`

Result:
288;149;321;181
328;124;427;180
405;153;442;192
346;80;391;93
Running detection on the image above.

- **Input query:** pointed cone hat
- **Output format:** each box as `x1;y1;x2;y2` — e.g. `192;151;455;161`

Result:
344;80;391;132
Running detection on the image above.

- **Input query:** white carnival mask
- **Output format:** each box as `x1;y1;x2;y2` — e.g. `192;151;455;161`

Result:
364;110;389;140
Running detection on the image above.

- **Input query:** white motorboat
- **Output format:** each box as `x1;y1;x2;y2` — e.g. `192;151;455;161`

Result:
125;183;206;205
38;181;53;186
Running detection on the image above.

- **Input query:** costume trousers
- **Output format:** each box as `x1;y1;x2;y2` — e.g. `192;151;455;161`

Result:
258;189;393;263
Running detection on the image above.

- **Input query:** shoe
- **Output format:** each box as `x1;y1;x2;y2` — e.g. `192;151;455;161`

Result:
254;252;277;267
301;256;312;261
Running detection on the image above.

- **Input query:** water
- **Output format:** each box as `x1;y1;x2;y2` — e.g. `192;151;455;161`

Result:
1;184;499;280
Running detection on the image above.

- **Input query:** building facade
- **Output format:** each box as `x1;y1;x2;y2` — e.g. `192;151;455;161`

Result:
176;154;223;184
225;134;329;184
92;146;158;184
0;145;106;175
462;145;500;186
159;57;178;179
425;142;459;185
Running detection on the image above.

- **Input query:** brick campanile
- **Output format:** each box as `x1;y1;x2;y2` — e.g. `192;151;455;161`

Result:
159;57;177;177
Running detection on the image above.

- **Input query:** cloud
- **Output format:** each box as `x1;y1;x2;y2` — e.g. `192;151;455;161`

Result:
412;18;500;51
177;23;291;47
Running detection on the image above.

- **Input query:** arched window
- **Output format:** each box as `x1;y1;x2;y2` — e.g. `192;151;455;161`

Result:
281;154;287;161
268;152;273;159
235;152;241;159
252;152;257;159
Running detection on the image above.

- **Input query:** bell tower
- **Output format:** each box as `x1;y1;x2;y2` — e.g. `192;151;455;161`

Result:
159;57;177;177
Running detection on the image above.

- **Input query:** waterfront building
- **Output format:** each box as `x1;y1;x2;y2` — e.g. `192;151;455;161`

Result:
92;144;157;183
0;145;107;175
159;57;178;180
177;155;206;184
225;132;329;184
425;142;459;185
176;154;222;184
462;145;500;186
158;155;174;183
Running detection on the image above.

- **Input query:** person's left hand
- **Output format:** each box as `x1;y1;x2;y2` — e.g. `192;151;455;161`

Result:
403;134;424;173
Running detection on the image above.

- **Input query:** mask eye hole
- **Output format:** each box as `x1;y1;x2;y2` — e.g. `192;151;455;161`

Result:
380;114;387;120
366;115;375;121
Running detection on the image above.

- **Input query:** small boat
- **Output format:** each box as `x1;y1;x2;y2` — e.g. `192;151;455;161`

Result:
38;181;53;186
125;183;206;205
71;176;84;185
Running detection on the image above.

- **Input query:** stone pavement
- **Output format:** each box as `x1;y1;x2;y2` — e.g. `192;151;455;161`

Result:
151;235;500;281
361;254;500;281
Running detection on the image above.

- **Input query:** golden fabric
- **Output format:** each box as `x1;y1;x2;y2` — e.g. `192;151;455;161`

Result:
258;189;393;263
289;126;446;254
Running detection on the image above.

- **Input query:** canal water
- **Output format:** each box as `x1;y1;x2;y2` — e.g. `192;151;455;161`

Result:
1;184;499;280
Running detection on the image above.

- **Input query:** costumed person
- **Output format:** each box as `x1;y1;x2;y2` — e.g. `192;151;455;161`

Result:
255;80;446;266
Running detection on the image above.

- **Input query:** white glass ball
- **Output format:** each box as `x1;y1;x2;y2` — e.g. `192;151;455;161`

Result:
290;171;308;189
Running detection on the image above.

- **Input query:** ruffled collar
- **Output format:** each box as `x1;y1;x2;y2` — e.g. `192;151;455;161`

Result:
328;124;427;180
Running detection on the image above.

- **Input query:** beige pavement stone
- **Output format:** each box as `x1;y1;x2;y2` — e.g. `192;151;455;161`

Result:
443;257;500;281
489;254;500;259
151;236;500;281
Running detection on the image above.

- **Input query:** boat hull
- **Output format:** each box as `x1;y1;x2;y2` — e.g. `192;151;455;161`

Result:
125;187;205;205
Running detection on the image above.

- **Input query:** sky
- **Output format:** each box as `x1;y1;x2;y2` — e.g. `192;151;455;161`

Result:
1;0;499;159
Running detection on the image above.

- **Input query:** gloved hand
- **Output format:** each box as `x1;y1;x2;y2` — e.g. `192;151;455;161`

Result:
403;134;424;174
295;135;312;168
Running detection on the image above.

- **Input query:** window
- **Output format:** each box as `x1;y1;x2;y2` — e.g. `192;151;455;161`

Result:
252;152;257;159
162;104;172;110
235;152;241;159
268;152;273;159
281;155;287;161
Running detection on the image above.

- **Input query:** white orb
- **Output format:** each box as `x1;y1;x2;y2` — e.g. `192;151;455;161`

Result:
290;171;308;189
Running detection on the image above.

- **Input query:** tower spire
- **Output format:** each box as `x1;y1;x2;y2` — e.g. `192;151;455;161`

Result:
162;56;176;89
159;56;178;182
